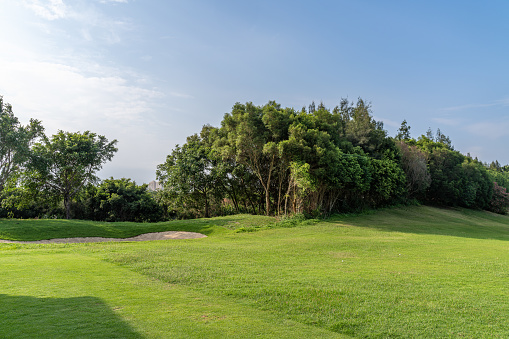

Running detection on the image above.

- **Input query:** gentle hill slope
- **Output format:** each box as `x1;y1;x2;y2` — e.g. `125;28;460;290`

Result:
2;206;509;338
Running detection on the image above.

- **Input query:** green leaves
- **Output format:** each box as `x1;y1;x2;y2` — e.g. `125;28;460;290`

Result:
28;131;118;219
0;96;44;191
160;99;409;217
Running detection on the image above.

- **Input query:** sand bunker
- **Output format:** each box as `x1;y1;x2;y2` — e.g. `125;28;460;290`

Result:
0;231;207;244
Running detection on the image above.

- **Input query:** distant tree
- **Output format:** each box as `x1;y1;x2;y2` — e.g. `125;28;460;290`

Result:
157;133;218;218
28;131;117;219
489;182;509;214
435;128;453;150
0;96;44;192
77;178;162;222
396;141;431;197
308;101;316;114
425;127;434;140
395;120;411;140
489;160;502;172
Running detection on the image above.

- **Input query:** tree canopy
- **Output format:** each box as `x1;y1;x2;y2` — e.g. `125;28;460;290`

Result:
0;96;44;192
27;131;117;219
2;93;509;220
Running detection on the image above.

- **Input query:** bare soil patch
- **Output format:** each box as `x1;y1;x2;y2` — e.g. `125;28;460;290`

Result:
0;231;207;244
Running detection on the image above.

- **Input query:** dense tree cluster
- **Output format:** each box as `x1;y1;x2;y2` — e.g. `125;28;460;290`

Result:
157;100;509;218
1;95;509;221
157;99;403;217
73;178;163;222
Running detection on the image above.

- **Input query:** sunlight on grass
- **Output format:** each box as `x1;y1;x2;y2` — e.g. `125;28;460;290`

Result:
2;206;509;337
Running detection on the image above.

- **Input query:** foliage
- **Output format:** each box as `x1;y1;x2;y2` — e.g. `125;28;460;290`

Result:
0;96;44;192
159;99;408;218
413;136;492;209
488;182;509;214
75;178;163;222
395;119;411;140
27;131;117;219
396;141;430;197
156;133;220;218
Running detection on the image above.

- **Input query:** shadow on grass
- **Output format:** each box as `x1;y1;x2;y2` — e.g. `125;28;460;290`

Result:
325;205;509;241
0;294;142;338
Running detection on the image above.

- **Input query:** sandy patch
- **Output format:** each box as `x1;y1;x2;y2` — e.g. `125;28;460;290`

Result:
0;231;207;244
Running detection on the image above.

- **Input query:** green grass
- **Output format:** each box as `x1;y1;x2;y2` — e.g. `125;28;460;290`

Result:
2;206;509;337
0;214;276;241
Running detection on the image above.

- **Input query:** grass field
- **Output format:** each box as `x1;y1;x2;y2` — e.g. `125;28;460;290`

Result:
2;206;509;338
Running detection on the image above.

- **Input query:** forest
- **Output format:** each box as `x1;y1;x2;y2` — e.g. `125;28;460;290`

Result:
2;95;509;220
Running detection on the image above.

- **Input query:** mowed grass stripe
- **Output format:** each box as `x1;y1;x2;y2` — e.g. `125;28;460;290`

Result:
0;252;347;338
2;206;509;337
86;208;509;338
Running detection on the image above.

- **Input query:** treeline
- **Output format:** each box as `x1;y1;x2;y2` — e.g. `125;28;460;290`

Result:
156;99;509;218
2;95;509;221
0;96;162;221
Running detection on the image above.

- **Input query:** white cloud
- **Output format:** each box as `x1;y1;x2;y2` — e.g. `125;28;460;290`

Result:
22;0;133;44
23;0;68;20
441;102;503;112
0;58;170;183
0;60;162;132
98;0;128;3
432;117;463;126
465;121;509;139
169;92;194;99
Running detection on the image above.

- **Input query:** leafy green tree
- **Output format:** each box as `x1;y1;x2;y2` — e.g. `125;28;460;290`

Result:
396;120;411;141
368;157;406;206
396;141;430;198
415;136;491;209
28;131;117;219
76;178;162;222
157;133;218;218
0;96;44;191
215;102;295;215
489;182;509;214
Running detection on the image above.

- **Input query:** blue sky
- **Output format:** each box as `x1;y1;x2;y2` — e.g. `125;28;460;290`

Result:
2;0;509;183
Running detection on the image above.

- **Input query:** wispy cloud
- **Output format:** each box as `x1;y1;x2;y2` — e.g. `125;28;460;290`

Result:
0;59;163;133
23;0;133;44
441;102;499;112
169;92;194;99
23;0;68;20
98;0;128;3
432;117;463;126
464;121;509;139
375;116;399;128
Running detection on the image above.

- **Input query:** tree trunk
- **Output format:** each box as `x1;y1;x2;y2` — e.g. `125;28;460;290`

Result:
64;194;71;219
204;191;210;218
264;155;275;216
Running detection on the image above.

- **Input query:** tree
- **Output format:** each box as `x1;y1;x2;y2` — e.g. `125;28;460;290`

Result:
215;102;293;215
76;178;162;222
395;120;411;140
396;141;431;197
0;96;44;191
157;133;218;218
28;131;117;219
489;182;509;214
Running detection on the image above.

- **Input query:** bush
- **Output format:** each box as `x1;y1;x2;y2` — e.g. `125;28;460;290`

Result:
489;182;509;214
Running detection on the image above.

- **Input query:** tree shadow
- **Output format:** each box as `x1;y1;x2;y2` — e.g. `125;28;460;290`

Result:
0;294;143;338
324;206;509;241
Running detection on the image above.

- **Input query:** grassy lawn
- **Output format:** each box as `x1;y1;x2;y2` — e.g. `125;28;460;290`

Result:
2;206;509;337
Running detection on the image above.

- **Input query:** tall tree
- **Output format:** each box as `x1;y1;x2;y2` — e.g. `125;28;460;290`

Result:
157;133;217;218
28;131;117;219
0;96;44;191
215;102;292;215
395;120;411;140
